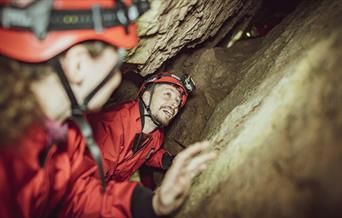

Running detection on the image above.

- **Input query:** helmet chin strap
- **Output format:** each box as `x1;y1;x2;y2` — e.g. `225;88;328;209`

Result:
48;49;125;192
140;84;165;128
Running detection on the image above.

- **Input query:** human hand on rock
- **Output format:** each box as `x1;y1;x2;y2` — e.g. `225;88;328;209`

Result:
152;141;216;216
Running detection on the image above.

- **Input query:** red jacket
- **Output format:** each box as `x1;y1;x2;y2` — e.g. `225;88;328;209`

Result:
88;100;172;182
0;122;155;218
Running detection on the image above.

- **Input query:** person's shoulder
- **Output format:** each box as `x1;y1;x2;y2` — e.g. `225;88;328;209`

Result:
93;100;138;123
104;100;137;113
124;100;139;109
108;100;139;116
0;124;47;154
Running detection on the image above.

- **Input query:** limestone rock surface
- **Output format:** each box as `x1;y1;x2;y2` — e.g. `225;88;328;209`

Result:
117;0;342;217
165;1;342;217
126;0;260;75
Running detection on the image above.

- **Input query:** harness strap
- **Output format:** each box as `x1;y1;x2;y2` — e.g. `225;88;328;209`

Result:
83;48;126;107
140;84;163;128
72;115;106;192
50;57;112;192
49;58;82;115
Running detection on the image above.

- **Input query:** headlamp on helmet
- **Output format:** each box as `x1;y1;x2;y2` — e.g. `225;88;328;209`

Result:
139;72;196;108
179;74;196;94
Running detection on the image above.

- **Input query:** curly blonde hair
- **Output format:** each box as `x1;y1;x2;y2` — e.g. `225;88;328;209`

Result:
0;57;48;146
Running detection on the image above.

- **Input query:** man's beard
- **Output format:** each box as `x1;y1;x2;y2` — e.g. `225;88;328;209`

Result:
152;106;175;126
152;112;170;127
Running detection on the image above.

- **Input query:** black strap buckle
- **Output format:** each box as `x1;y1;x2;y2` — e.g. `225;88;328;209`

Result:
117;0;129;33
91;4;104;32
1;0;53;39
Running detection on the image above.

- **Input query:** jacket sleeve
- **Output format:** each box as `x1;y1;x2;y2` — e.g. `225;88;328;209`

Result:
60;122;157;218
59;173;157;218
145;147;173;170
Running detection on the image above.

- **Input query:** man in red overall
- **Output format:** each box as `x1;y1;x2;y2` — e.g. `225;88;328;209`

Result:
89;73;196;189
0;0;215;218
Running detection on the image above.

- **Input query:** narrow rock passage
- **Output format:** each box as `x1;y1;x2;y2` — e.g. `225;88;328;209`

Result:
116;1;342;217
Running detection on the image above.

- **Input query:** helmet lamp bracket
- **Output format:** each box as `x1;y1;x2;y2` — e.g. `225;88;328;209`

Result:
181;74;196;94
1;0;53;39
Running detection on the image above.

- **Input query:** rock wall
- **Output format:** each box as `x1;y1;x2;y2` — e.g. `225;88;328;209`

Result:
168;1;342;217
125;0;260;75
121;0;342;217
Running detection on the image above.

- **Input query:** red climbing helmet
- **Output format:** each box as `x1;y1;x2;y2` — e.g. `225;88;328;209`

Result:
0;0;149;62
139;72;196;107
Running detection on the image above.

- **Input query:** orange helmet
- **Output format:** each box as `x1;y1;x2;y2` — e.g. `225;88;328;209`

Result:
139;72;196;108
0;0;149;62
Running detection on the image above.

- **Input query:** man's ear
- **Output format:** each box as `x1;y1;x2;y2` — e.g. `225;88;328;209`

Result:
60;44;90;84
142;90;151;104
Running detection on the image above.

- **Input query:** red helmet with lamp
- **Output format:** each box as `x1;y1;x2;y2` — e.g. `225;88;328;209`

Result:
138;72;196;108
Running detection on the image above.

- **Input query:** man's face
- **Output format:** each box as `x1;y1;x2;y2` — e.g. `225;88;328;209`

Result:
149;84;182;126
